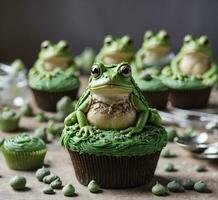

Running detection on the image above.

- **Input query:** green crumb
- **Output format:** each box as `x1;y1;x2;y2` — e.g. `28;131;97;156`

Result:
36;167;50;181
88;180;100;193
194;181;207;192
161;149;177;158
167;180;183;192
164;162;178;172
43;186;55;195
50;178;62;189
10;176;26;191
62;184;75;197
152;181;168;196
194;164;207;172
35;112;47;122
43;174;59;184
182;179;195;190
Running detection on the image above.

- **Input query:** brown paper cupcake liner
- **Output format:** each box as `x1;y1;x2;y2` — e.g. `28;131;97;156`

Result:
68;150;160;189
142;90;168;110
169;87;211;109
31;88;78;111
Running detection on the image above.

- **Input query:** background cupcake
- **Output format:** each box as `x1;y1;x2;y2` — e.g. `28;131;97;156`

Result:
162;35;218;108
0;107;20;132
1;133;47;170
61;63;167;188
28;40;80;111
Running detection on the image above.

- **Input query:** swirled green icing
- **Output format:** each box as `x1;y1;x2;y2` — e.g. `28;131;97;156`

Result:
28;65;80;92
3;133;46;152
61;124;167;157
134;77;168;91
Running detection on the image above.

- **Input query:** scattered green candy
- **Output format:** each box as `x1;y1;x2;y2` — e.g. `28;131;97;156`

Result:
166;127;177;142
50;178;62;189
88;180;100;193
167;180;183;192
152;181;167;196
165;162;177;172
194;164;207;172
182;178;195;190
10;176;26;191
35;167;50;181
43;186;55;195
194;181;207;192
43;174;59;184
161;149;177;158
62;184;75;197
35;112;47;122
20;103;33;116
33;127;48;142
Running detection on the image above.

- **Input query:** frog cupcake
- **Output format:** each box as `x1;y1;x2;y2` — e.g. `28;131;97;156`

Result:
61;63;167;188
0;107;20;132
95;35;134;64
28;40;80;111
162;35;218;108
133;30;173;109
1;133;47;170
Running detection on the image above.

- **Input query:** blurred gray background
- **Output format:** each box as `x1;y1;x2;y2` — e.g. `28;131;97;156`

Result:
1;0;218;67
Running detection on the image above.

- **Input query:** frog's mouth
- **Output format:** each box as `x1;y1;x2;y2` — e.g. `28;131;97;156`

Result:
43;56;70;71
90;84;132;95
103;52;133;64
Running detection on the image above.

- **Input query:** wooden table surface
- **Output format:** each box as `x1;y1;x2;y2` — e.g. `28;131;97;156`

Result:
0;83;218;200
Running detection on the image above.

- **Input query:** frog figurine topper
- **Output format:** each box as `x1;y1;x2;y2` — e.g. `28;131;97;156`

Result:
170;35;217;84
95;35;134;65
35;40;75;72
135;30;173;71
65;63;160;137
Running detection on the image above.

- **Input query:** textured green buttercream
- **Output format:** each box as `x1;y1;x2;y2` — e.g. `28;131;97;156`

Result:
61;124;167;157
3;133;46;152
135;77;168;91
28;66;80;92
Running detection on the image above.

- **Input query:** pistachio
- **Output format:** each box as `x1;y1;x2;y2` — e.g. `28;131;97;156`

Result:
167;180;183;192
35;167;50;181
161;149;177;158
182;178;195;190
164;162;177;172
194;164;207;172
10;176;26;191
62;184;75;197
88;180;100;193
50;178;62;189
194;181;207;192
152;181;167;196
43;174;59;184
43;186;55;194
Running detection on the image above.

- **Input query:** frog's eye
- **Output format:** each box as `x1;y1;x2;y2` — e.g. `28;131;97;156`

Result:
59;40;69;49
41;40;50;48
104;35;113;45
159;30;169;39
91;64;101;78
127;38;133;45
144;31;153;39
199;36;209;45
123;35;133;45
119;64;131;78
184;35;192;43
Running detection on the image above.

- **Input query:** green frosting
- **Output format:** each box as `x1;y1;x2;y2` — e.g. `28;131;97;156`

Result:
28;67;80;92
2;133;46;152
61;124;167;157
135;76;168;91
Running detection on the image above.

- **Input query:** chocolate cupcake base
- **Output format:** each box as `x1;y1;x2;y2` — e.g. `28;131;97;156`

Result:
169;87;211;109
31;88;78;112
142;91;168;110
68;151;160;189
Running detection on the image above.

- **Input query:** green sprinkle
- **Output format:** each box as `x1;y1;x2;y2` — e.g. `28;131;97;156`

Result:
10;176;26;191
88;180;100;193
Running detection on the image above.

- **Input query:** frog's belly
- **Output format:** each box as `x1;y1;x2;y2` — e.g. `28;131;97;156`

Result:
179;53;210;75
87;103;137;130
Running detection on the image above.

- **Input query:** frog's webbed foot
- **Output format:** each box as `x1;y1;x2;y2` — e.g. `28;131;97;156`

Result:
76;126;95;138
120;127;142;137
